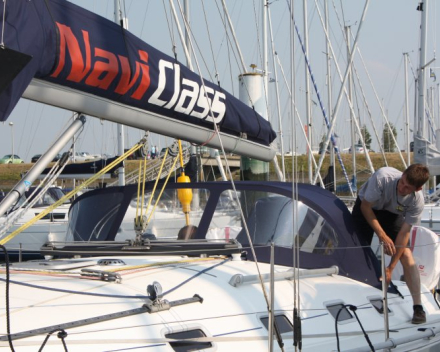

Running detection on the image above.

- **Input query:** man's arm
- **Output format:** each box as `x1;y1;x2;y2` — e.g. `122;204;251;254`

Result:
384;222;412;284
360;199;396;256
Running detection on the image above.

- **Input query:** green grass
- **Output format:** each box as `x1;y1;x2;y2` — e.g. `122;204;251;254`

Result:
0;153;413;192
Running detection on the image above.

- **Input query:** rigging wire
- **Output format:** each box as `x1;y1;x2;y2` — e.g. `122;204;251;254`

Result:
201;1;220;86
138;0;151;40
172;0;277;333
215;0;235;94
162;1;178;60
267;5;286;180
286;0;353;192
350;56;388;165
350;35;407;166
274;52;325;186
312;0;378;179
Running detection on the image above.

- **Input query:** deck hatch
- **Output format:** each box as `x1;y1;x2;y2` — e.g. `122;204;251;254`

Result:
369;297;391;315
326;302;354;323
165;329;212;351
260;315;293;334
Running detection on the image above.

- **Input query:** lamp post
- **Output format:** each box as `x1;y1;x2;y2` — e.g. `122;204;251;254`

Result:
9;122;14;162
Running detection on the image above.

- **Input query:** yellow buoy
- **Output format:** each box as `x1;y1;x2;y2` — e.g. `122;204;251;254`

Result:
177;173;192;224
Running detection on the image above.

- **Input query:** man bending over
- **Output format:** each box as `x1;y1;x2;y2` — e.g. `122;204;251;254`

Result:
352;163;430;324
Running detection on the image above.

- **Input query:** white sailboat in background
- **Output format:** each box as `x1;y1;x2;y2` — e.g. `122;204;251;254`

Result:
412;0;440;232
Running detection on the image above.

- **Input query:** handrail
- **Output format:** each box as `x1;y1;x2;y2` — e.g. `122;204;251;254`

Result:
110;147;191;186
229;266;339;287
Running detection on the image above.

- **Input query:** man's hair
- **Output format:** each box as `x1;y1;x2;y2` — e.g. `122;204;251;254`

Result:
403;163;430;188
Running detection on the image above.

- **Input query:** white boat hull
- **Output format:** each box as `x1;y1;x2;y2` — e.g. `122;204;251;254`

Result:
0;256;439;351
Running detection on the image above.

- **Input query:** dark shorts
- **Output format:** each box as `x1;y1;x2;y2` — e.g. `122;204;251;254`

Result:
352;197;401;245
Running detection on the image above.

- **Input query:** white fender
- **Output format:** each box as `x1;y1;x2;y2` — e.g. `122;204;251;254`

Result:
206;226;242;240
385;226;440;290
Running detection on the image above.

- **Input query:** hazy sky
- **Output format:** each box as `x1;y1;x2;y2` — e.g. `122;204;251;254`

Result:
1;0;438;162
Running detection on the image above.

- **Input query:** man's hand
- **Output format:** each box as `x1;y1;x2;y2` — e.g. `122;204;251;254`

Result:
380;267;392;286
359;199;396;256
379;235;396;256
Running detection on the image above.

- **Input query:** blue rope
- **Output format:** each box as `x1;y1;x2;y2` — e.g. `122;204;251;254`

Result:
284;0;353;192
293;21;352;192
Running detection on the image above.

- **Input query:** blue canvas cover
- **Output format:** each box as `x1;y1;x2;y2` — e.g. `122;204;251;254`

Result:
67;181;383;288
0;0;276;146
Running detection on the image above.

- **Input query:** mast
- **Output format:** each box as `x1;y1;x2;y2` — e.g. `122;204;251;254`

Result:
404;52;411;166
346;25;356;194
114;0;126;186
303;0;313;183
325;0;335;191
417;0;428;138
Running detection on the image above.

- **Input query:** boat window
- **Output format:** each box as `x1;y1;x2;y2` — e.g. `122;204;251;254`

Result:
211;190;338;254
260;315;293;334
326;302;354;323
66;192;124;241
165;329;212;351
123;188;210;240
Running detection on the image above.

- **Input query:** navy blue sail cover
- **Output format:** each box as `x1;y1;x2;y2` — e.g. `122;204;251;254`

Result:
0;0;276;146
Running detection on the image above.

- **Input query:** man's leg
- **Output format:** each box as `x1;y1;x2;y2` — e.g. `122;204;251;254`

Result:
400;248;421;305
400;248;422;304
400;248;426;323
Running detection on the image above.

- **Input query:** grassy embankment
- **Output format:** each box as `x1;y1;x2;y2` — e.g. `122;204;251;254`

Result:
0;152;412;192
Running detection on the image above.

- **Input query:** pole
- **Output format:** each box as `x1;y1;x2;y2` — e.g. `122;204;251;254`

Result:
346;25;357;195
381;243;390;341
325;0;336;192
303;0;313;183
114;0;126;186
9;122;14;162
0;116;86;218
417;0;428;138
404;53;411;165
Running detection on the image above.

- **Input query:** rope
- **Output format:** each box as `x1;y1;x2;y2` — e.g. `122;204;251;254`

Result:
290;10;353;194
335;304;375;352
0;143;143;245
0;148;74;237
38;329;68;352
146;153;179;225
143;148;169;218
140;156;148;218
134;161;143;227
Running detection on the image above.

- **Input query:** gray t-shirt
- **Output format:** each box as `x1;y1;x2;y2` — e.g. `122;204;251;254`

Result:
358;167;424;226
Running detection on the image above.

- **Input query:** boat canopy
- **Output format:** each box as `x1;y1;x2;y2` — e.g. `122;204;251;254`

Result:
61;181;382;288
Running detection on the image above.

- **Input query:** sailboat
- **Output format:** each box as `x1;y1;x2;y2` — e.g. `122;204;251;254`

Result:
411;0;440;233
0;186;70;260
1;0;440;351
0;180;439;351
